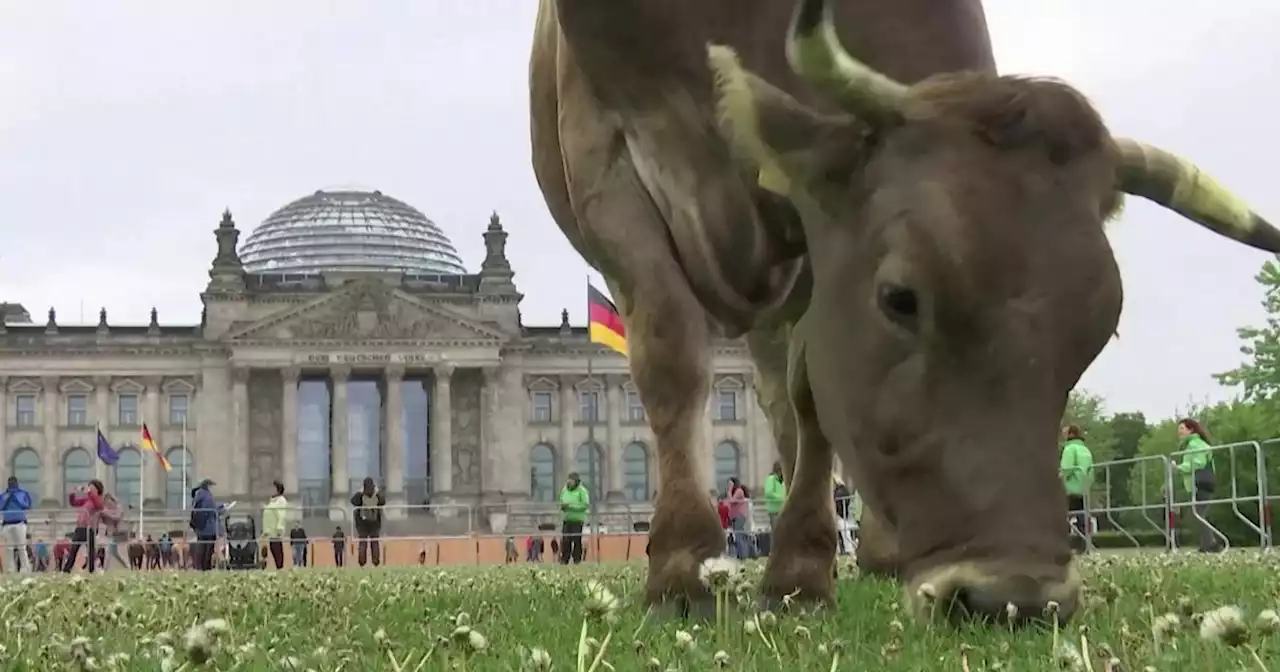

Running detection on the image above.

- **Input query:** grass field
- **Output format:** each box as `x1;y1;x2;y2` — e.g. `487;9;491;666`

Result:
2;552;1278;670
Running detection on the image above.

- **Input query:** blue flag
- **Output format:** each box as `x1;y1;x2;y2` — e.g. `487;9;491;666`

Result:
96;431;119;466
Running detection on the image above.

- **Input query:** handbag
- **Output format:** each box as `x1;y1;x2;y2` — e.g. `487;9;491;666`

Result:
1193;466;1215;494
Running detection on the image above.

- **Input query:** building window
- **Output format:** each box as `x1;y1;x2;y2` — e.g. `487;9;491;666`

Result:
579;391;600;424
623;442;651;501
717;389;739;421
714;441;742;493
67;394;88;427
169;394;189;426
15;395;36;427
531;391;554;423
626;390;646;423
530;443;556;502
117;394;139;426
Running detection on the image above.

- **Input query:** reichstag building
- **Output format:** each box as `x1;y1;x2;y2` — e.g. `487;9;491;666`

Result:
0;190;773;528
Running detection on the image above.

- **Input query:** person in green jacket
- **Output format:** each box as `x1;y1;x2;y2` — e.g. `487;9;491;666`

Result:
558;472;590;565
1176;418;1223;553
1059;425;1094;552
261;480;289;569
763;462;787;527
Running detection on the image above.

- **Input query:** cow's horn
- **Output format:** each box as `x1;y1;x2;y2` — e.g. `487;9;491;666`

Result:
786;0;908;121
1114;138;1280;253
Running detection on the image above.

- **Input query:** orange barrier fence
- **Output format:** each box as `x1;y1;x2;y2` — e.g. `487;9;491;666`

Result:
285;533;651;568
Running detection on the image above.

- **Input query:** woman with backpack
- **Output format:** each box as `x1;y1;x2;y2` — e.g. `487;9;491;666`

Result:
1176;418;1223;553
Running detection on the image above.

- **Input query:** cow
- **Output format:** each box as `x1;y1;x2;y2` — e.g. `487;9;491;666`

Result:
530;0;1280;624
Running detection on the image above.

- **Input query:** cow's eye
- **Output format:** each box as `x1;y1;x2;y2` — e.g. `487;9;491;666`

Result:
876;283;919;330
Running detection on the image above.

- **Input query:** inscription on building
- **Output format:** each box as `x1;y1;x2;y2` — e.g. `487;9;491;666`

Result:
300;352;441;365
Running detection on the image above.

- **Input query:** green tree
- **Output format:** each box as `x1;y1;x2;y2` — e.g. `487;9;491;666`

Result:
1217;259;1280;401
1104;412;1149;507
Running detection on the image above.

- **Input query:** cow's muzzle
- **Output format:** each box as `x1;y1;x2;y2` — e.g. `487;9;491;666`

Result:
904;559;1081;626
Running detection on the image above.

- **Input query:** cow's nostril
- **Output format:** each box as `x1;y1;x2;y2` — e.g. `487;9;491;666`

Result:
950;586;1078;627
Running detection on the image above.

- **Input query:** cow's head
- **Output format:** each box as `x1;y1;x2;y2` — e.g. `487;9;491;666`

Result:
709;0;1280;625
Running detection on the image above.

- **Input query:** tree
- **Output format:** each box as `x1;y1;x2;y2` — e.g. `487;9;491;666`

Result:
1063;389;1116;464
1216;259;1280;401
1105;412;1149;507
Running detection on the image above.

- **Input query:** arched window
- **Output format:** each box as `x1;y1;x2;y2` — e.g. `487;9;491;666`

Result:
11;448;41;500
165;447;195;510
575;442;604;497
530;443;556;502
714;441;742;495
115;447;142;511
62;448;93;504
623;442;651;501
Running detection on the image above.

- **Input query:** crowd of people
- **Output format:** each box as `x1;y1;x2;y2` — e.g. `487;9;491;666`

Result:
0;415;1227;574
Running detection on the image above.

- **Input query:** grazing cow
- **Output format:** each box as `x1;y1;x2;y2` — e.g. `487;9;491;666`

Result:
530;0;1280;624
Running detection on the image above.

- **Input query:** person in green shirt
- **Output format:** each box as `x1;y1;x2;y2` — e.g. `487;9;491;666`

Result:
1059;425;1094;553
558;472;590;564
763;461;787;527
1176;418;1223;553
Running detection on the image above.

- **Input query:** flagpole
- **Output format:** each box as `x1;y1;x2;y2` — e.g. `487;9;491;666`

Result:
585;277;599;539
182;416;188;511
138;414;146;534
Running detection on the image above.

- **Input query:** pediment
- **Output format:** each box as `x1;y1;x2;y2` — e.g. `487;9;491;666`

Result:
227;280;506;342
59;378;95;394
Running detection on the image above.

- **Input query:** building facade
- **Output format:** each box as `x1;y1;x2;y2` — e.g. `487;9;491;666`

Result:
0;190;779;525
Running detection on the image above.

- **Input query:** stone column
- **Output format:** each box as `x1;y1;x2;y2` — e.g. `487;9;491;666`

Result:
329;365;351;515
93;376;110;481
383;364;406;516
605;375;624;500
557;375;575;483
280;366;300;498
430;364;454;500
231;366;250;497
144;376;165;498
480;366;501;500
0;377;8;487
41;376;60;504
703;389;717;491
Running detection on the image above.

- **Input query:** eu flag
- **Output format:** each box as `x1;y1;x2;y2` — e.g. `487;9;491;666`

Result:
96;430;119;466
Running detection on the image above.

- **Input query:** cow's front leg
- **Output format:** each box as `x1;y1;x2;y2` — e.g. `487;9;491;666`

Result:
761;333;837;607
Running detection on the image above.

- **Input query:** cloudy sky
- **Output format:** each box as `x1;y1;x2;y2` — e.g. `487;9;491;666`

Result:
1;1;1276;420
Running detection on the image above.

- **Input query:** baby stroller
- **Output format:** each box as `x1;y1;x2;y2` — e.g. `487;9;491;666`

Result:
223;514;259;570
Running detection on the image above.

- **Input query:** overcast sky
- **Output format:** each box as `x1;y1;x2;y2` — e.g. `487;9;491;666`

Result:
1;1;1276;420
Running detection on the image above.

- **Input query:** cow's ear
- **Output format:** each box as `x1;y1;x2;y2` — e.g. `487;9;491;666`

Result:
709;45;864;197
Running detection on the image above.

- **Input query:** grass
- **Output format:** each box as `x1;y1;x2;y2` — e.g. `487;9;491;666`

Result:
1;552;1278;670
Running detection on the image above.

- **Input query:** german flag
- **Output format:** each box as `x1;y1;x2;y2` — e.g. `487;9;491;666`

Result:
141;424;172;471
588;283;628;356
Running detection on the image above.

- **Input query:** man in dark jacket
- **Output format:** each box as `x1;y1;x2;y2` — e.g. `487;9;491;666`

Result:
350;478;385;567
189;479;223;571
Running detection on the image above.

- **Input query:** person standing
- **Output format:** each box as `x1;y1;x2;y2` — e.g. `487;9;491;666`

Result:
289;524;308;567
64;480;106;573
1176;418;1223;553
1059;425;1095;553
332;527;346;567
0;476;34;573
262;481;289;570
350;478;385;567
558;472;589;564
188;479;224;571
763;462;787;528
725;478;751;559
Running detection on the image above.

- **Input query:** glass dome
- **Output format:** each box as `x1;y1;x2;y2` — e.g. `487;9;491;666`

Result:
239;189;468;276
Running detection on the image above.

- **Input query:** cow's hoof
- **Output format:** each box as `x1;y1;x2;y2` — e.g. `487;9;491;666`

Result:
758;591;833;615
761;554;837;611
649;595;718;622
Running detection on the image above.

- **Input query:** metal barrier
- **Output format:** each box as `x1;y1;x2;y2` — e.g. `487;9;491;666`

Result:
1168;440;1269;551
1077;454;1176;551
